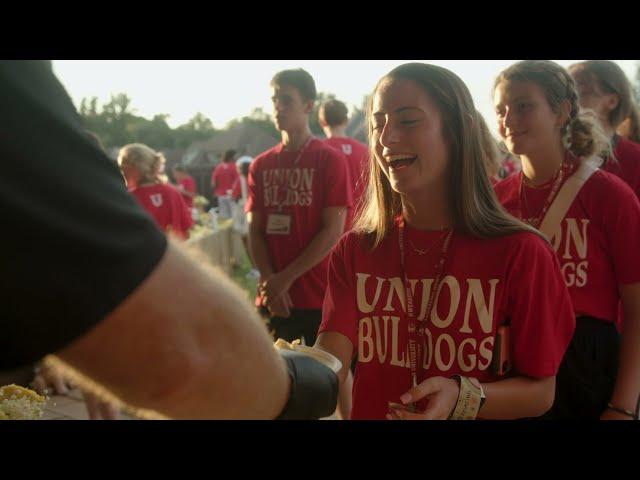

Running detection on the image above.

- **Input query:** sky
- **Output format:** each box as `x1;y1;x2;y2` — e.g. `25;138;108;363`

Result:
53;60;639;136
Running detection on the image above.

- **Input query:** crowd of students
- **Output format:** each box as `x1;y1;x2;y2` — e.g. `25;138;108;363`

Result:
23;60;640;420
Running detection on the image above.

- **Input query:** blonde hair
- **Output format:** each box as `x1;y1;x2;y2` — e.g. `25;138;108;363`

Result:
352;63;539;248
118;143;167;184
494;60;611;160
476;110;501;179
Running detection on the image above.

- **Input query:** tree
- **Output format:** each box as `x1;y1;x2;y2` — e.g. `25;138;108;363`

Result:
186;112;214;132
174;112;216;149
225;107;279;139
132;114;175;150
96;93;137;147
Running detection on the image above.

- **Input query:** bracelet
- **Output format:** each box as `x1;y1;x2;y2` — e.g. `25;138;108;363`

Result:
606;402;637;420
447;377;462;420
448;375;483;420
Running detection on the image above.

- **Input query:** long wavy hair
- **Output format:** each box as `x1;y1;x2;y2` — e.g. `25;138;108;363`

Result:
352;63;538;248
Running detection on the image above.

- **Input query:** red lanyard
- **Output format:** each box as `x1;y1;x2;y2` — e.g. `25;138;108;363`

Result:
517;160;574;228
398;218;453;390
273;136;314;212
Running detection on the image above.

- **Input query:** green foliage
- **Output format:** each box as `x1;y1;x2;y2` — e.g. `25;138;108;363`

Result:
225;107;279;139
174;112;216;149
230;254;258;301
77;90;366;151
77;93;216;151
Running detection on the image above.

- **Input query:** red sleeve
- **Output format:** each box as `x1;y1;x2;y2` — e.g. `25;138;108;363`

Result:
506;234;576;378
319;233;359;348
186;177;196;194
231;178;241;200
245;158;263;213
597;174;640;285
322;149;353;208
173;187;193;234
182;202;194;232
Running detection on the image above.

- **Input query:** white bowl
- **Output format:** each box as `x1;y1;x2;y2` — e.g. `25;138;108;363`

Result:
274;339;342;374
293;345;342;374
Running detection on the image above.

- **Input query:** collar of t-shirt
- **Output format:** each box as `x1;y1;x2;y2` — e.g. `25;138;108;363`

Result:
275;138;317;154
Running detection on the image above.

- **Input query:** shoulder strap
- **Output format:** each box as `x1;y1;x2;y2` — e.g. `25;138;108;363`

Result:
538;157;600;240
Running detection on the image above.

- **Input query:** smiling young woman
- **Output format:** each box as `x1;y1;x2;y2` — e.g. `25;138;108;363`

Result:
493;60;640;420
313;62;576;421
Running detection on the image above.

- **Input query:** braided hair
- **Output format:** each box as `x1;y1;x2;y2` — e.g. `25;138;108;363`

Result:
494;60;611;160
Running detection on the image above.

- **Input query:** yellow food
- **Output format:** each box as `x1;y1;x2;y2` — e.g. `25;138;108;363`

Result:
0;384;47;420
273;338;301;351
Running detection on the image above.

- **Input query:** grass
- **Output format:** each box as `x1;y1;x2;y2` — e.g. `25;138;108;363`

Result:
230;252;258;301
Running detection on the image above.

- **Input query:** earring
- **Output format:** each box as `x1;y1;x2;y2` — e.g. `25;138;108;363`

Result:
562;123;572;150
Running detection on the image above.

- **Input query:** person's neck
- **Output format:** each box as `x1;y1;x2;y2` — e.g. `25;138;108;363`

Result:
282;126;312;151
402;186;452;231
599;118;616;138
324;126;347;139
520;144;566;187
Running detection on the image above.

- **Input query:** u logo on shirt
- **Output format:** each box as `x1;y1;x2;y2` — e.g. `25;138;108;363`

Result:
150;194;163;207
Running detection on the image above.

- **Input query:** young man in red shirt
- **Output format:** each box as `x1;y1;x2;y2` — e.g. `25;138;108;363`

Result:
319;99;369;231
211;149;239;218
246;69;352;348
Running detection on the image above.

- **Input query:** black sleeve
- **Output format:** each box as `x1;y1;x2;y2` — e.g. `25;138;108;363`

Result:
0;61;168;369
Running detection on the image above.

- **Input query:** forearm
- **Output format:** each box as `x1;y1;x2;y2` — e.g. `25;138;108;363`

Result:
479;376;555;419
337;370;354;420
281;225;343;282
55;241;290;419
611;313;640;413
314;332;354;385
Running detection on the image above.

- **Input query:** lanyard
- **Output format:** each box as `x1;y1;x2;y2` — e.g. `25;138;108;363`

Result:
398;218;453;391
273;136;314;212
517;159;574;228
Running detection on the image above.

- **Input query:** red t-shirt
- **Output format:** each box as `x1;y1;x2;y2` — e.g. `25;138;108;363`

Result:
603;136;640;199
319;223;575;420
495;166;640;326
324;137;369;230
246;138;353;309
131;183;194;239
211;162;239;196
500;156;518;179
177;175;197;209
